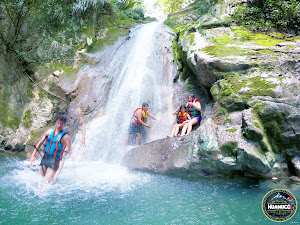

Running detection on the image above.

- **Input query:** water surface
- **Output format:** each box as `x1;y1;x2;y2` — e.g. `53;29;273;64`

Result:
1;155;299;224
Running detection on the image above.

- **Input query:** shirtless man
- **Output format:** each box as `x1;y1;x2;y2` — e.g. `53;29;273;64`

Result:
126;102;157;148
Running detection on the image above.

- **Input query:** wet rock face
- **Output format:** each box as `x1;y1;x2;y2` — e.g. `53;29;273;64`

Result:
0;48;67;149
124;0;300;178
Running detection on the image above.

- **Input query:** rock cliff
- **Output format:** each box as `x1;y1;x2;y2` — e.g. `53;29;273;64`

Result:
123;0;300;178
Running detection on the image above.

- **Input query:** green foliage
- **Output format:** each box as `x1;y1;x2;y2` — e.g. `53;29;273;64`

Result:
87;14;134;52
233;0;300;32
123;7;145;20
0;0;113;67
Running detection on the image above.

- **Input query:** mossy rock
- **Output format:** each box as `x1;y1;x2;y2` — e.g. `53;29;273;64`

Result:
220;141;238;156
255;104;286;153
22;110;33;129
242;126;263;142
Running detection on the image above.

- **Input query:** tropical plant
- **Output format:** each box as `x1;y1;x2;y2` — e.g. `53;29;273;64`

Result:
233;0;300;32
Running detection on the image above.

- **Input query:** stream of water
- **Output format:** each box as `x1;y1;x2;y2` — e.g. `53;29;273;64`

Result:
1;22;299;224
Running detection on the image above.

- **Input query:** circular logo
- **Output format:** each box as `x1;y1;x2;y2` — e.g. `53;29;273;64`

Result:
262;189;297;222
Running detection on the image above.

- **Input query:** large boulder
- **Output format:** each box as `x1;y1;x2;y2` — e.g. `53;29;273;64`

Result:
123;116;278;178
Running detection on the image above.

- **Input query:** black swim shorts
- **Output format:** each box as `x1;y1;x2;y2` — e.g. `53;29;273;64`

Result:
40;157;60;171
128;122;142;134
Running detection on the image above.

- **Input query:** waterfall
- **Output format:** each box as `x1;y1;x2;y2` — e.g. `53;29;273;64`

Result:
72;22;176;163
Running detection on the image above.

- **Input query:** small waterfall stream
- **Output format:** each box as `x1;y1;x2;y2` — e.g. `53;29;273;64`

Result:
72;22;175;163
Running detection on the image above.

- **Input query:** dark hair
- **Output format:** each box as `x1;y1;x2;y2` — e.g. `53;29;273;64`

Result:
142;102;149;107
189;94;195;100
56;114;68;123
180;105;187;111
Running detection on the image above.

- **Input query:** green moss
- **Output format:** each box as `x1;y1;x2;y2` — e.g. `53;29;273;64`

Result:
251;102;268;113
201;45;245;57
83;27;96;38
87;14;136;53
232;27;287;46
29;129;39;143
220;88;233;96
220;141;238;156
257;108;287;153
89;26;129;53
226;127;237;133
200;18;231;29
201;26;294;58
38;89;45;99
223;118;232;124
7;115;21;130
22;110;33;129
254;122;260;128
174;25;187;33
246;76;277;97
61;66;79;78
232;79;248;93
0;89;21;130
218;106;228;116
26;82;34;99
38;62;79;79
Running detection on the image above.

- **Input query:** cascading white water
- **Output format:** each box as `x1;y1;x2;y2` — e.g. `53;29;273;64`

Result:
72;22;175;163
11;22;175;194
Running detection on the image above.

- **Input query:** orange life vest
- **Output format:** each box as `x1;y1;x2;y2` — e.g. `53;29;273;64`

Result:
177;112;187;124
132;107;147;126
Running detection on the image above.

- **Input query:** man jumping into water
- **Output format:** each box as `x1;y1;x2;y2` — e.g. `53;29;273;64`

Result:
126;102;157;149
29;114;75;183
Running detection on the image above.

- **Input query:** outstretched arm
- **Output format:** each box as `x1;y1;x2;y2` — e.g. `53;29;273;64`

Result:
78;108;86;147
29;129;51;166
147;111;157;120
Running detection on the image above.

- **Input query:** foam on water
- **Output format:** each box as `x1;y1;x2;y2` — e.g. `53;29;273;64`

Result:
5;158;150;198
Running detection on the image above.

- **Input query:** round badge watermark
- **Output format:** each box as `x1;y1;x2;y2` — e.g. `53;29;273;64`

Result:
262;188;297;222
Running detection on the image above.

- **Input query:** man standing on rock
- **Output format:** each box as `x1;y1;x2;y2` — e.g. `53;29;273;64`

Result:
29;114;75;183
126;102;157;149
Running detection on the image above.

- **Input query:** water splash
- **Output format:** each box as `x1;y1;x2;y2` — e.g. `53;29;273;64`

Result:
72;22;175;163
